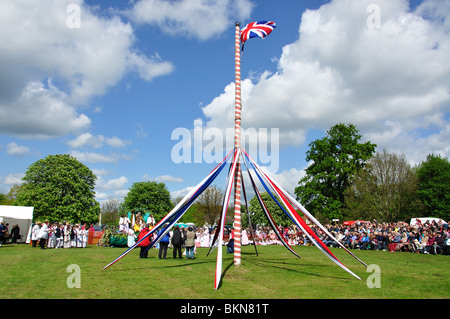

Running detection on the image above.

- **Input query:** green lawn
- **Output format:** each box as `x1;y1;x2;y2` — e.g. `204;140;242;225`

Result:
0;243;448;299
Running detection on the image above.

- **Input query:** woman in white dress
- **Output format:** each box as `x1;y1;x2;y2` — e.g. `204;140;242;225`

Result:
63;225;71;248
127;228;136;247
81;226;88;248
47;224;56;248
31;222;41;247
241;228;249;246
200;228;210;248
76;225;83;248
119;216;125;232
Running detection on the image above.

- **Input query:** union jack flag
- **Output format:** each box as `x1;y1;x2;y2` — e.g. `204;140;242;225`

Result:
240;20;276;50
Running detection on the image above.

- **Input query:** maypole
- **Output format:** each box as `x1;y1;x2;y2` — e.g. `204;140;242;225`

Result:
233;21;242;266
103;18;366;288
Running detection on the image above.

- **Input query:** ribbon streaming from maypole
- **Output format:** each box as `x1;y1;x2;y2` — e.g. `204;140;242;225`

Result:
102;149;234;271
243;149;367;268
239;166;258;256
214;148;241;289
242;150;362;280
241;154;300;259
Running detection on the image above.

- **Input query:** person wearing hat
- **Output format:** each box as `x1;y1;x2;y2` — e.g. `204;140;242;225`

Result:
38;220;49;249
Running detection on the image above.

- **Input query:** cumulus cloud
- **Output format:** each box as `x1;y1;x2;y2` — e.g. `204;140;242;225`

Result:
68;150;131;164
2;173;25;186
97;176;129;190
0;0;174;139
127;0;254;40
152;175;184;183
201;0;450;165
6;142;30;157
66;133;131;149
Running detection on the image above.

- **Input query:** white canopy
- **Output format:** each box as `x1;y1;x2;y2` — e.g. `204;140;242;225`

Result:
0;205;34;243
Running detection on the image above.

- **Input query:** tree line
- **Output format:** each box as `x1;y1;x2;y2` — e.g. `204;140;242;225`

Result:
1;123;449;225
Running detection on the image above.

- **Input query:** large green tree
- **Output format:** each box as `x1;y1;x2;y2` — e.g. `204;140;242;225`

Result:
344;150;422;223
16;154;100;223
248;192;292;227
122;181;173;221
295;123;376;221
416;154;450;221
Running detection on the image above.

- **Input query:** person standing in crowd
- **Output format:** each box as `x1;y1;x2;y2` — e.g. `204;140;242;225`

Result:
137;224;151;258
38;220;49;249
127;227;136;248
171;225;184;259
64;224;71;248
76;225;83;248
31;222;41;247
47;223;56;248
82;225;89;248
184;226;196;260
2;223;10;245
0;221;6;247
158;223;170;259
70;225;77;247
11;224;20;244
54;223;63;249
147;214;156;227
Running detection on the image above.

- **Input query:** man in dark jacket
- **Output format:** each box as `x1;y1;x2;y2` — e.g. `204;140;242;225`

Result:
172;225;184;259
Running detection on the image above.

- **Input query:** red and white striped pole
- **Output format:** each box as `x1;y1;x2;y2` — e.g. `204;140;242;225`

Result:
233;21;242;266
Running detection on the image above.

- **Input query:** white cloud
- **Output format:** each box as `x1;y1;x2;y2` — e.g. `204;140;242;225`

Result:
127;0;254;41
69;150;130;164
6;142;30;157
66;133;131;149
171;186;195;200
201;0;450;165
152;175;184;184
92;168;109;177
267;167;306;196
98;176;129;190
0;0;174;139
114;189;129;199
2;173;25;186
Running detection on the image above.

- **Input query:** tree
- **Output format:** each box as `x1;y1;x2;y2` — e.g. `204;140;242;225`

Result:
1;184;24;205
122;181;173;221
295;123;376;221
15;154;100;223
196;186;224;226
0;193;6;205
416;154;450;221
100;197;121;225
344;150;422;222
248;192;292;227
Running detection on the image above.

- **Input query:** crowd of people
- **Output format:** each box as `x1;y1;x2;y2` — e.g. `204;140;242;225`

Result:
249;219;450;255
0;221;21;246
111;213;449;258
30;220;94;250
2;210;449;258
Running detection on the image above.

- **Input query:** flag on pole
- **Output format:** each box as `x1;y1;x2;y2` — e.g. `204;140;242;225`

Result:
240;20;276;51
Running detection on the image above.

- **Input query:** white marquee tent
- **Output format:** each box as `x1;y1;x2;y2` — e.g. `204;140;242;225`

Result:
0;205;34;243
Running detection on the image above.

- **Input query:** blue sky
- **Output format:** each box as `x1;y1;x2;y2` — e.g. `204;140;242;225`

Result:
0;0;449;208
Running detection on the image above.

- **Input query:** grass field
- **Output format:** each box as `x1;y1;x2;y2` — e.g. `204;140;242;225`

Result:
0;243;449;299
